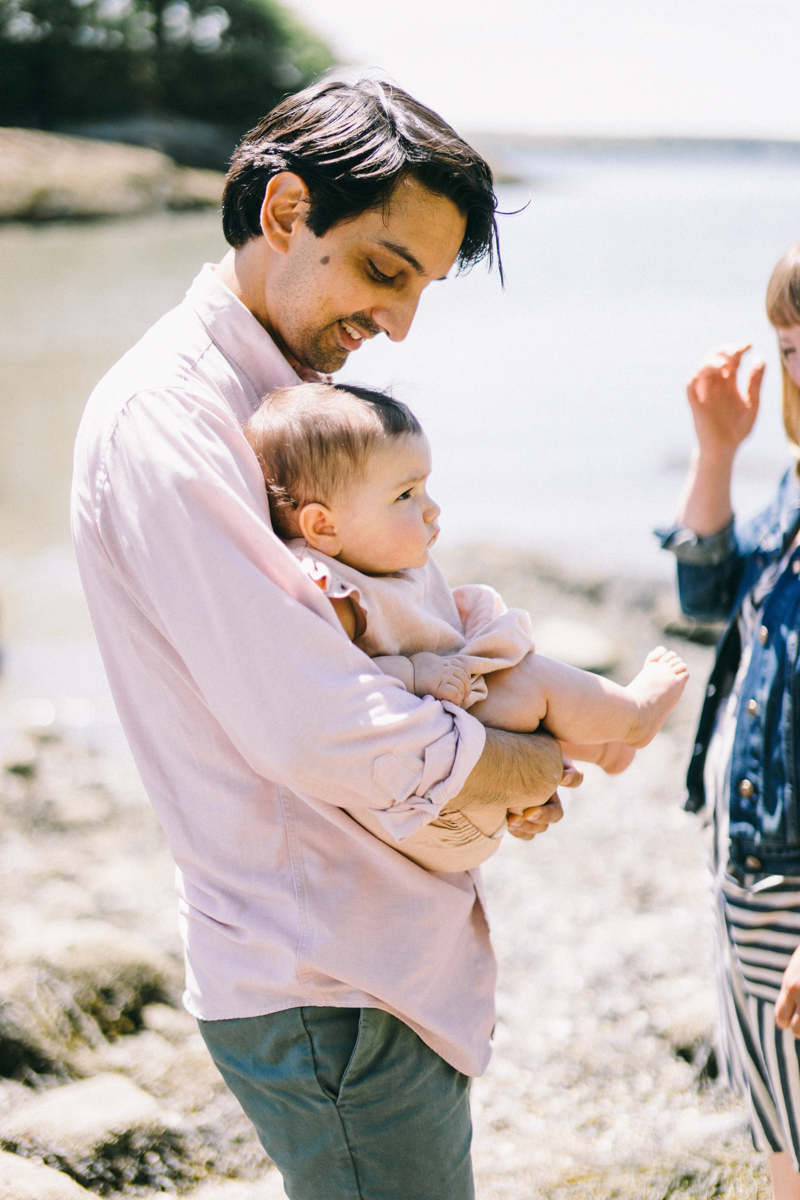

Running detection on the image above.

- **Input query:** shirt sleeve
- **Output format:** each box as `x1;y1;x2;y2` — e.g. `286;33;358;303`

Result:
85;387;486;831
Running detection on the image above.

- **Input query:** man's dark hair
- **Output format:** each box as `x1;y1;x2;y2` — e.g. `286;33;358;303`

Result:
222;77;500;276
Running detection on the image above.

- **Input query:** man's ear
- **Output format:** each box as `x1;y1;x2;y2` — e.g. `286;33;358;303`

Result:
297;502;341;556
259;172;309;254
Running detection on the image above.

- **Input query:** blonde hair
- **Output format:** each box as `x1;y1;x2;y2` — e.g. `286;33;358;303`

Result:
766;242;800;455
244;382;422;539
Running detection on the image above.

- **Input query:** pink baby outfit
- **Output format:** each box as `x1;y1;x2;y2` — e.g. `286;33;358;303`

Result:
289;541;535;871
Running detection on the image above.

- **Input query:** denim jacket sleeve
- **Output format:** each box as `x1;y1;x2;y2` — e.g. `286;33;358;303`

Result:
656;519;745;623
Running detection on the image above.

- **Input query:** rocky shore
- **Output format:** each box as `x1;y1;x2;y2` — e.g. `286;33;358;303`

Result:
0;129;224;222
0;547;770;1199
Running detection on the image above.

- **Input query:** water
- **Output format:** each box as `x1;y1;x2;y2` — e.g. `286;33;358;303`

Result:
1;149;800;721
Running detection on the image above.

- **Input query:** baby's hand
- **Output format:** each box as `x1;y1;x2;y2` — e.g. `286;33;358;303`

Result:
410;653;472;706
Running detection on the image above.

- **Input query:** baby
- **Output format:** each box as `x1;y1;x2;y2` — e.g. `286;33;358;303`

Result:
245;382;689;871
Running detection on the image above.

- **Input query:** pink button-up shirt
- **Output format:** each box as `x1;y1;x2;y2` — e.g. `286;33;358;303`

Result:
71;265;496;1076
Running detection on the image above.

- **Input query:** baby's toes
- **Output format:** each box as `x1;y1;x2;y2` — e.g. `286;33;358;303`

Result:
645;646;668;665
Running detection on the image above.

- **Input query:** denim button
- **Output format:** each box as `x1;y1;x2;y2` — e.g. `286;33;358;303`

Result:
745;855;762;871
738;779;755;798
746;699;758;717
759;625;768;645
793;559;800;575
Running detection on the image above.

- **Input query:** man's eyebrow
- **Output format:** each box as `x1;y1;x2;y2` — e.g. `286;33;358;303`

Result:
375;239;426;276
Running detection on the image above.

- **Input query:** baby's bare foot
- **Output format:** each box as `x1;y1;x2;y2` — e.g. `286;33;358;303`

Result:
626;647;689;748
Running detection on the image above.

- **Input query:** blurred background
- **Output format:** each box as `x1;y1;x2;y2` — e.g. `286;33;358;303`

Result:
1;8;799;1194
1;0;799;738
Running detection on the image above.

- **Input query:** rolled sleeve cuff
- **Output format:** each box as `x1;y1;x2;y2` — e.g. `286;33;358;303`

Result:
370;701;486;843
655;518;735;565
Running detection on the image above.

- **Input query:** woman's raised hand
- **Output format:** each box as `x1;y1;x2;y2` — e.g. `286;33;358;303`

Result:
686;344;765;455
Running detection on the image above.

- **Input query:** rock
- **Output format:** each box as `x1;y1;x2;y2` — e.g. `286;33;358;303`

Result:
0;1149;91;1198
0;1073;172;1156
530;614;621;673
0;128;223;222
141;1002;197;1041
2;920;181;1040
0;1074;197;1193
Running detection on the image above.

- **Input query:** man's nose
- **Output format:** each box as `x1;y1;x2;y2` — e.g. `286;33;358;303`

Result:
373;291;422;343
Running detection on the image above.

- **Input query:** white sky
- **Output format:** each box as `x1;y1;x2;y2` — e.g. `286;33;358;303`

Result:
287;0;800;139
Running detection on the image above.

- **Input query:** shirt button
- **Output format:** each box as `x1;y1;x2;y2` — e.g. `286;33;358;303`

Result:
738;779;755;798
759;626;769;645
746;699;759;717
745;855;762;871
707;683;716;698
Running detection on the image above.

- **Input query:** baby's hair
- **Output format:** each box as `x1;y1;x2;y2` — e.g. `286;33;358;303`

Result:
767;242;800;455
244;382;423;539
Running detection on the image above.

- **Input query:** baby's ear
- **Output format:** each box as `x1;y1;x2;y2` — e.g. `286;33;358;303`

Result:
298;503;341;556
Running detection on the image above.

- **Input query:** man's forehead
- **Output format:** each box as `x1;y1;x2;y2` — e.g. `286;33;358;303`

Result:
342;186;465;278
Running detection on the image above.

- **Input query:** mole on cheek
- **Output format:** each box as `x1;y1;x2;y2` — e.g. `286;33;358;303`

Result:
320;255;330;265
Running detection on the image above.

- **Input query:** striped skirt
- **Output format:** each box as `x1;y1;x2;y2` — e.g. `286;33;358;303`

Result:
715;872;800;1165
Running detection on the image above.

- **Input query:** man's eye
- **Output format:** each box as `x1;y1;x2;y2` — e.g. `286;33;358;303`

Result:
367;260;396;284
783;347;795;358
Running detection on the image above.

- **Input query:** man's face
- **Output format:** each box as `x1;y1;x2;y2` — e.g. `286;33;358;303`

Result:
264;177;467;374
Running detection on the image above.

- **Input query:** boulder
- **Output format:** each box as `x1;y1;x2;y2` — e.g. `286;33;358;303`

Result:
0;1149;90;1199
0;1073;172;1156
3;920;181;1038
0;128;223;221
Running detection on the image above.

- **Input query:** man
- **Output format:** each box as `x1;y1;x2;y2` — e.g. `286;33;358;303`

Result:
72;78;572;1200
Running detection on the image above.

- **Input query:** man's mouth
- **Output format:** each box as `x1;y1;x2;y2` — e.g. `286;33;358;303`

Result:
339;320;366;351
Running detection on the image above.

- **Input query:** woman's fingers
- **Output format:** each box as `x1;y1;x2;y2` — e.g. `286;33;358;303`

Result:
777;985;797;1031
747;359;766;407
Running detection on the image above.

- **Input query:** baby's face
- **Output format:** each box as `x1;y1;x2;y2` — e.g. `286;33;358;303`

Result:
778;324;800;388
332;433;441;574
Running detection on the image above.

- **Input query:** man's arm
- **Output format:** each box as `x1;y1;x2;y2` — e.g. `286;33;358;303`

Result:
440;728;563;815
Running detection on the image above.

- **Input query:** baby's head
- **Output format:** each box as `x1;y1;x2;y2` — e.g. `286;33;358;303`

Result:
245;382;441;574
767;243;800;452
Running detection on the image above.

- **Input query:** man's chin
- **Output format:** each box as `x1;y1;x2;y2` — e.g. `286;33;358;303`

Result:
297;337;349;375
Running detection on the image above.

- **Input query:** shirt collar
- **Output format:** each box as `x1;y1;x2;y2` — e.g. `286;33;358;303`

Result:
185;263;300;408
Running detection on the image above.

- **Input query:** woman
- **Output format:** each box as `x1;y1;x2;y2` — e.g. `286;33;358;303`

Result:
661;242;800;1200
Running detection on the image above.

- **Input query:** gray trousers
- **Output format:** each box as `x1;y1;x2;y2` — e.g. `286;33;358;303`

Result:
198;1005;474;1200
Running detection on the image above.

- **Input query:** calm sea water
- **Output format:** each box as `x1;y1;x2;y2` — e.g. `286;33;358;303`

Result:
1;147;799;720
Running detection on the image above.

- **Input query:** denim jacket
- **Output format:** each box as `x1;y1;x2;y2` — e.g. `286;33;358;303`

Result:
659;467;800;875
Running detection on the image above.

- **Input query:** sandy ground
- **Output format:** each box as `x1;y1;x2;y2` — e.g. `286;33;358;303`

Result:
0;547;774;1198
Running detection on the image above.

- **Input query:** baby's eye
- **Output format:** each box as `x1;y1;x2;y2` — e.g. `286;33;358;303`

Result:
396;489;412;501
783;346;796;358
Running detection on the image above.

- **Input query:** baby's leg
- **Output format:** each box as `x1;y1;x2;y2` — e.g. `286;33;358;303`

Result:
470;648;688;749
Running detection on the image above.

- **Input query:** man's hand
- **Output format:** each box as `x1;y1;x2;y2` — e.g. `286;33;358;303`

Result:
441;728;568;821
410;652;471;706
776;943;800;1036
506;794;564;840
505;754;580;840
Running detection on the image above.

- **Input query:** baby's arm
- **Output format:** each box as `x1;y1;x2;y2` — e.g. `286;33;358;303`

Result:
329;597;471;705
327;595;505;868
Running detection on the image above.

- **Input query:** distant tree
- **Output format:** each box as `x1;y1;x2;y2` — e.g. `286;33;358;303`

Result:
0;0;333;131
